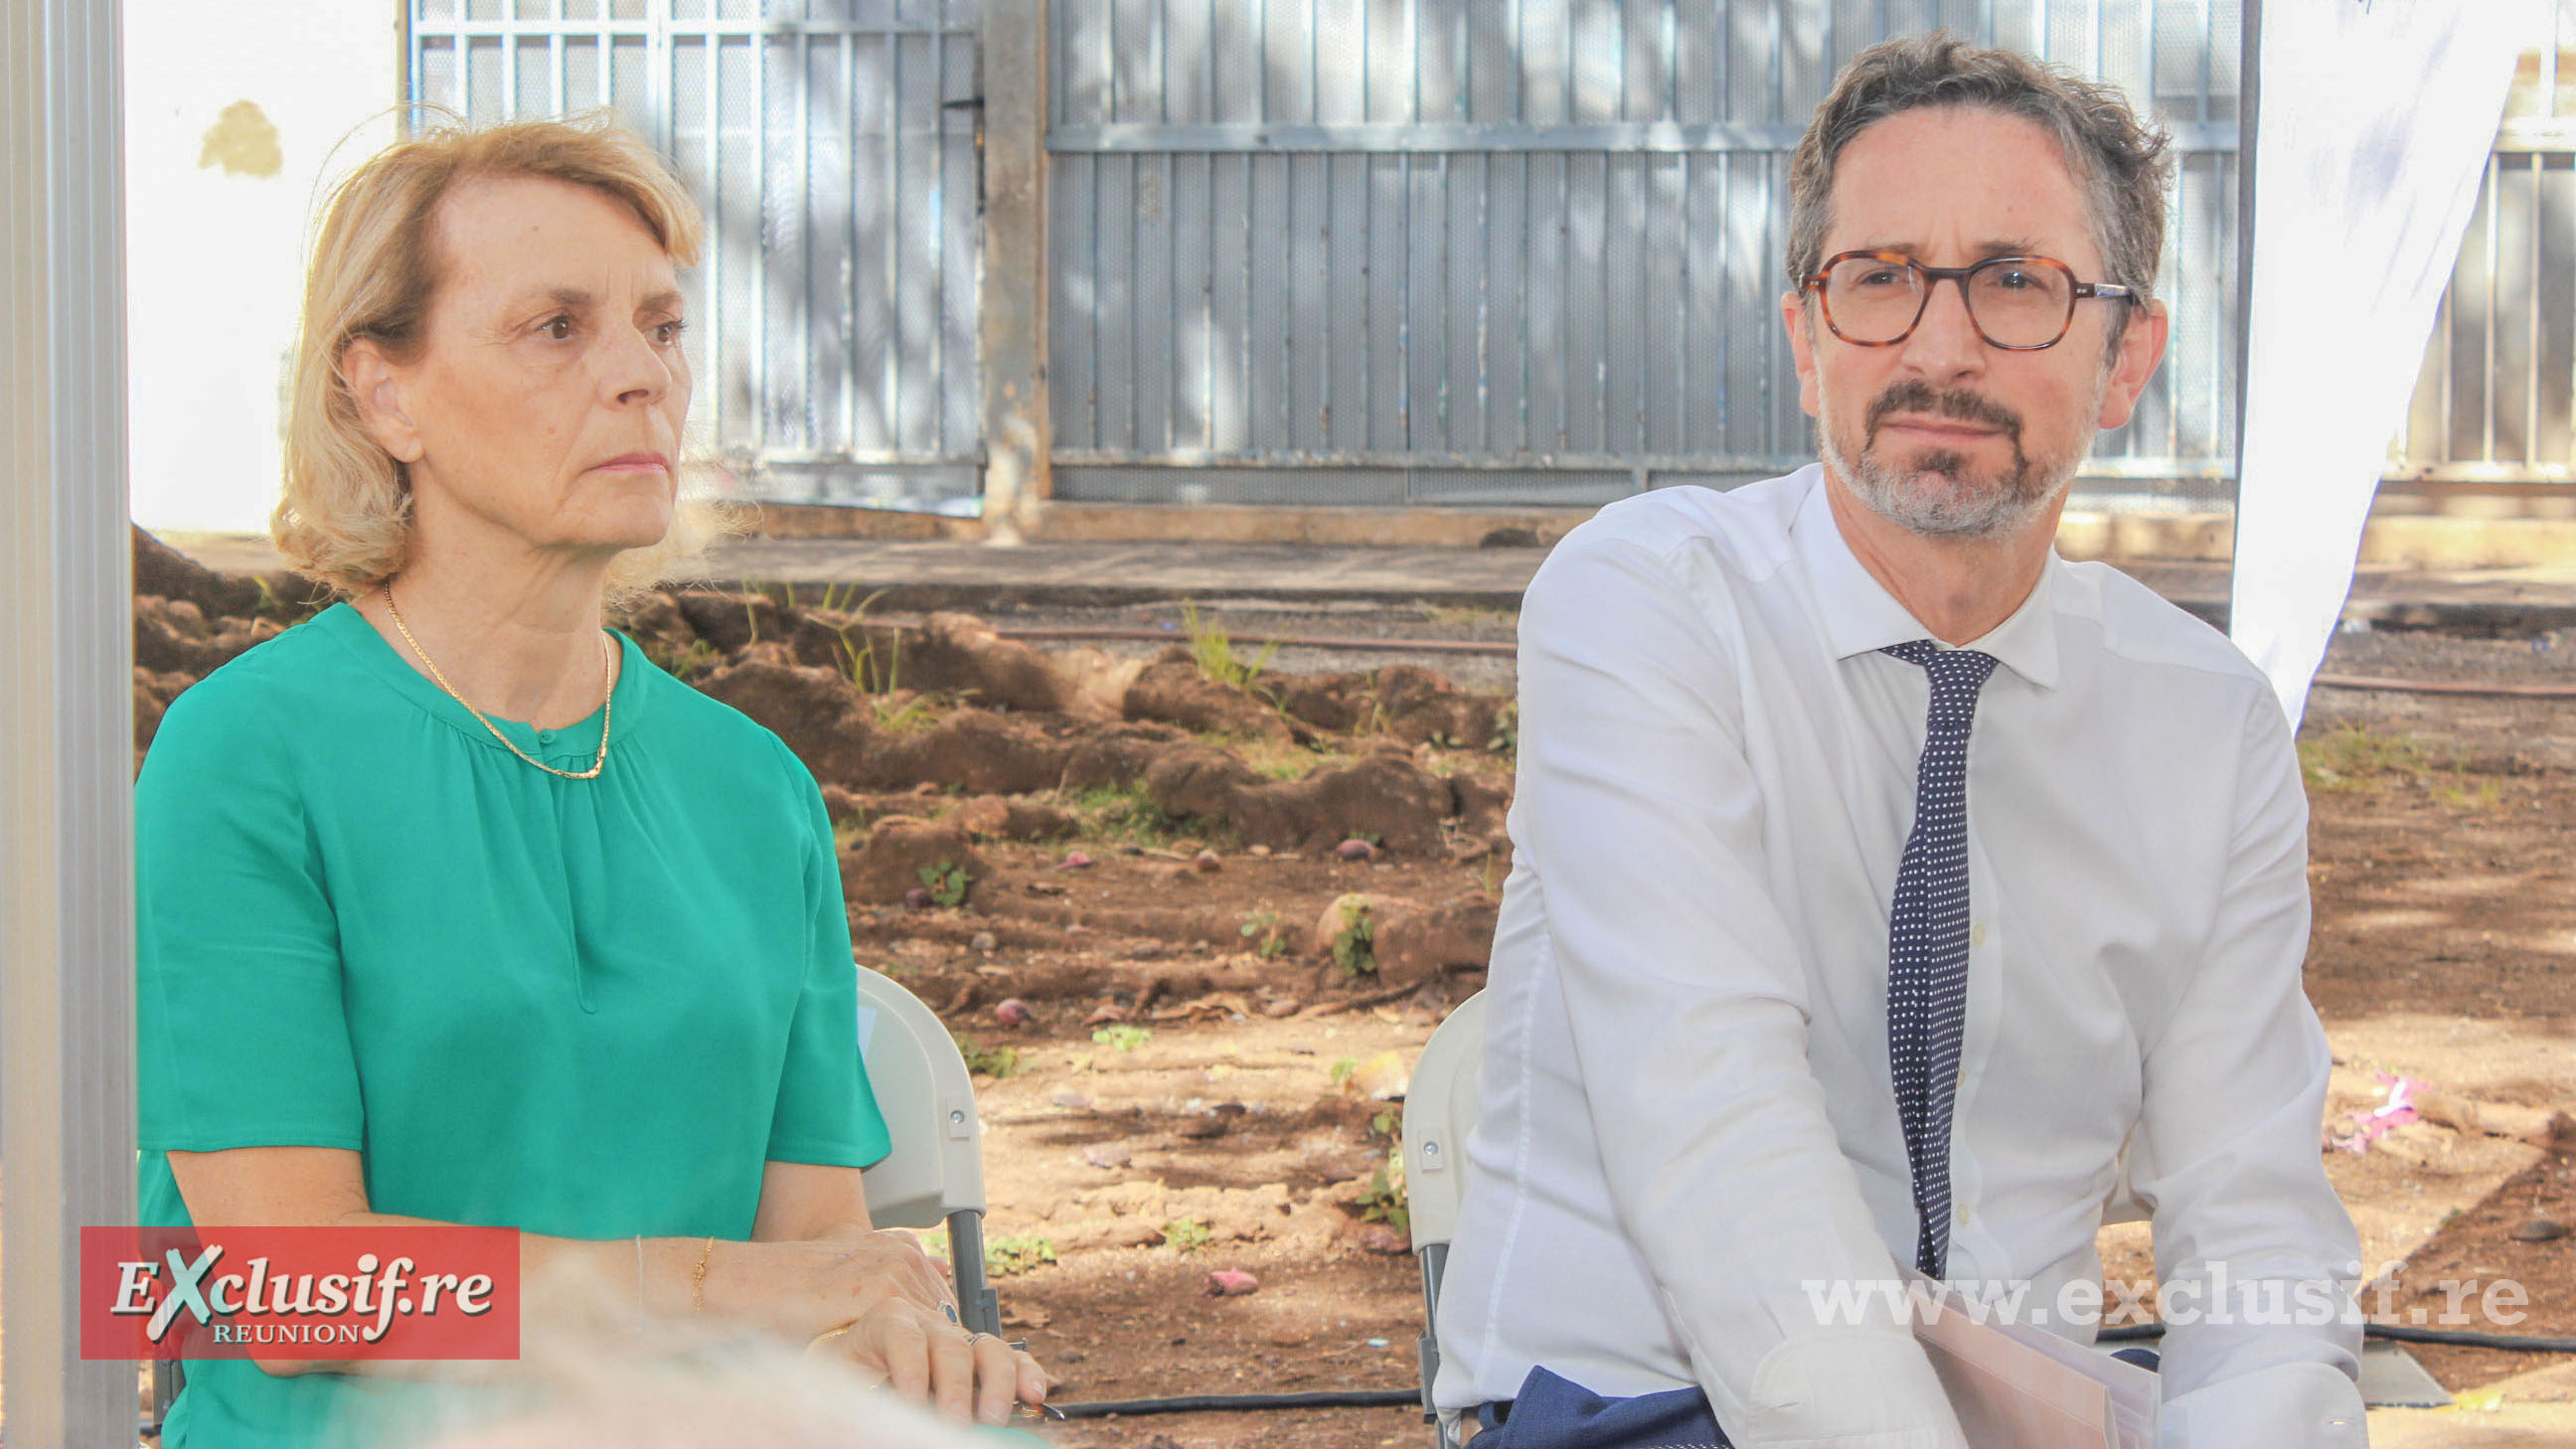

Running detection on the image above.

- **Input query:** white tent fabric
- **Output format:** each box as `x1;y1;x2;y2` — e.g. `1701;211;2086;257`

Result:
2227;1;2523;726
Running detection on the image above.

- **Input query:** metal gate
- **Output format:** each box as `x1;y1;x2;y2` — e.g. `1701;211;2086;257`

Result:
407;0;986;513
1046;0;2244;510
2400;2;2576;484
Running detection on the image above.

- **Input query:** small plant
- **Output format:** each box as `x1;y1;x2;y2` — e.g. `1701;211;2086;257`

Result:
1160;1217;1214;1254
642;636;722;684
1369;1106;1400;1140
1331;898;1377;978
985;1234;1057;1277
1358;1163;1410;1238
956;1035;1022;1079
1091;1024;1153;1052
1182;600;1281;697
918;861;971;908
1239;908;1291;959
1329;1056;1361;1087
2297;724;2428;792
1487;702;1519;754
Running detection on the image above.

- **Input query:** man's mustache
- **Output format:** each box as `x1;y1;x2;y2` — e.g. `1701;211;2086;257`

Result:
1863;381;2023;443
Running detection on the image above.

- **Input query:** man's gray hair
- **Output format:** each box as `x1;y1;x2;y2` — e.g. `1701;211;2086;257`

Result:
1787;32;2174;312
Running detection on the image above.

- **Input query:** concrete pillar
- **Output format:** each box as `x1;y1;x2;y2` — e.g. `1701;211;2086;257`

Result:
2;0;140;1441
979;0;1051;544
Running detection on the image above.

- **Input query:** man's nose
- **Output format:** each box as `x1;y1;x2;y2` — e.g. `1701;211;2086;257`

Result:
1898;276;1988;380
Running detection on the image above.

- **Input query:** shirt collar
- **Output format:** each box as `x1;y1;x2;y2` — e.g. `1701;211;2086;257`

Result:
1789;464;2063;692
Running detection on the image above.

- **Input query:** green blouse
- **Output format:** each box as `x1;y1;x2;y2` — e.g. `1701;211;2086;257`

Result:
136;602;891;1448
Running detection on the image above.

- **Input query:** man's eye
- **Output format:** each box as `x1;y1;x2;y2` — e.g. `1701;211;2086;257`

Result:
1990;268;2037;291
1853;268;1906;288
654;319;688;345
541;315;574;341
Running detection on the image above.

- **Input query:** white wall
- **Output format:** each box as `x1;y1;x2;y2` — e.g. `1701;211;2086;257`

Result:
125;0;401;536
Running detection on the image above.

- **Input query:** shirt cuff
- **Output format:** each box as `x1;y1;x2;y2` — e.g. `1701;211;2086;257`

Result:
2158;1361;2365;1449
1737;1328;1971;1449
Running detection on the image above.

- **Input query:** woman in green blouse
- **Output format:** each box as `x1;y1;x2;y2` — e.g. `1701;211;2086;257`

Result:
135;117;1047;1447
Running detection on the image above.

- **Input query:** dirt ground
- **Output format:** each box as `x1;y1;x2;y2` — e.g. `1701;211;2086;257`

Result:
11;543;2576;1447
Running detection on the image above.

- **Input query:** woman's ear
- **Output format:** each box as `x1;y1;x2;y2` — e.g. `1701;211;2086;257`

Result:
342;339;426;465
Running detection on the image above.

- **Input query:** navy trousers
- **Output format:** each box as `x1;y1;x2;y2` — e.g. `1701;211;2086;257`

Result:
1467;1368;1731;1449
1469;1351;2162;1448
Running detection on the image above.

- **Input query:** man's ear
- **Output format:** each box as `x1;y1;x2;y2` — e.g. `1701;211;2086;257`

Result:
1781;290;1822;419
341;339;426;465
2095;297;2169;431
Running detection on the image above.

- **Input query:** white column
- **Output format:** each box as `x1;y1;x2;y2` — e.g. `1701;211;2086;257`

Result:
2;0;140;1442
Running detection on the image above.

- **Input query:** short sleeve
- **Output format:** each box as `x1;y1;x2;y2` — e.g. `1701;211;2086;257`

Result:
136;679;365;1154
762;746;892;1169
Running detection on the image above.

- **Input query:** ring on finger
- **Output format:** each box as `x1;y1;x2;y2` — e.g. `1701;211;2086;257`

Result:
940;1302;960;1325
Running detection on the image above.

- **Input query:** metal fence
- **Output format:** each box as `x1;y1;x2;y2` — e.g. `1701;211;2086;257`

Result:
408;0;987;512
2400;2;2576;483
1046;0;2245;510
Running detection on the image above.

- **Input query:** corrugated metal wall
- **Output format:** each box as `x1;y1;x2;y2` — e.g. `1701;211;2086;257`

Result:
410;0;987;513
2400;3;2576;484
1047;0;2244;509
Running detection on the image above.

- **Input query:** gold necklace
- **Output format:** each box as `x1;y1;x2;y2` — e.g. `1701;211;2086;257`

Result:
381;584;614;780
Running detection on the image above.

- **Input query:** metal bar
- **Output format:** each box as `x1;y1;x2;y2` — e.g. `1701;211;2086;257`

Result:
2229;0;2255;518
2530;153;2543;465
846;29;859;452
2486;150;2500;462
1046;448;2236;477
934;14;949;455
413;17;975;36
886;22;902;455
754;31;771;455
798;26;813;451
554;29;566;110
1;0;136;1439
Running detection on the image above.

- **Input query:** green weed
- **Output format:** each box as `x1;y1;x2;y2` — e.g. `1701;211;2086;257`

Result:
955;1035;1023;1079
1091;1024;1153;1052
1238;908;1291;960
1160;1218;1213;1254
918;861;971;908
1331;898;1376;978
985;1235;1057;1277
1182;600;1280;696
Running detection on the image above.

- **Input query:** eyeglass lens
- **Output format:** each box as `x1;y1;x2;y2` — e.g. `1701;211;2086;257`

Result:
1822;256;2073;347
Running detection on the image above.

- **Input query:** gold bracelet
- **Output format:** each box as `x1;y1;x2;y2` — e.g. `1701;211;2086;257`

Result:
806;1324;853;1353
690;1236;717;1314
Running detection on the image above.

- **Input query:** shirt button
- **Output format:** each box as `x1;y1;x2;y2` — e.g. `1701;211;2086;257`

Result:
1970;923;1988;948
539;730;556;744
1955;1205;1971;1225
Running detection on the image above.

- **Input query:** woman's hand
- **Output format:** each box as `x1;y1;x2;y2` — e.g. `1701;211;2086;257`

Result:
706;1230;954;1339
811;1298;1051;1427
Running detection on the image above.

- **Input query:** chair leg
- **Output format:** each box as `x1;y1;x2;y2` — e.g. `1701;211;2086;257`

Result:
944;1209;1003;1340
1417;1243;1450;1444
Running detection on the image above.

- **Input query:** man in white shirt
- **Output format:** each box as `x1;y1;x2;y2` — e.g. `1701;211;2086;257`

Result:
1431;33;2366;1449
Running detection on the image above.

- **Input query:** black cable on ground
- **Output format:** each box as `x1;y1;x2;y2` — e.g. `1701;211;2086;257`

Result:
1050;1321;2576;1419
1048;1387;1423;1419
2097;1322;2576;1354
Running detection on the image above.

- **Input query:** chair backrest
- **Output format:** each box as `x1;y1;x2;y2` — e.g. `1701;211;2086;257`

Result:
1402;989;1490;1252
852;967;988;1230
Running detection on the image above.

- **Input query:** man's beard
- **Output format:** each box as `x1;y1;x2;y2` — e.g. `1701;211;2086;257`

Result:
1820;378;2093;540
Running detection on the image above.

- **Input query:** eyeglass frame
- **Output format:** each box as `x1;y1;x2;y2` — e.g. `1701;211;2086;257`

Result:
1797;249;2139;352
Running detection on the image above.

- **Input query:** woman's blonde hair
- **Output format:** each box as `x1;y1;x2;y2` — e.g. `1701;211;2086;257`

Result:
276;113;736;603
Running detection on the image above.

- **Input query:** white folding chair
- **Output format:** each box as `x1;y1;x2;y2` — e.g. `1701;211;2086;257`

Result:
852;966;1003;1339
1401;988;1490;1449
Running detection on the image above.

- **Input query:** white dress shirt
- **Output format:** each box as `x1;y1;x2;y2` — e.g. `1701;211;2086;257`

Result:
1432;467;2366;1449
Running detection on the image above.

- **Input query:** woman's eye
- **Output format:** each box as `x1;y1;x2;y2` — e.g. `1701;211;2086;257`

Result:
655;319;688;345
542;315;574;341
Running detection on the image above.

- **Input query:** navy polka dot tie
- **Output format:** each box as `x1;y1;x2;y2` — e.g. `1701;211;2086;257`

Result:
1880;640;2000;1280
